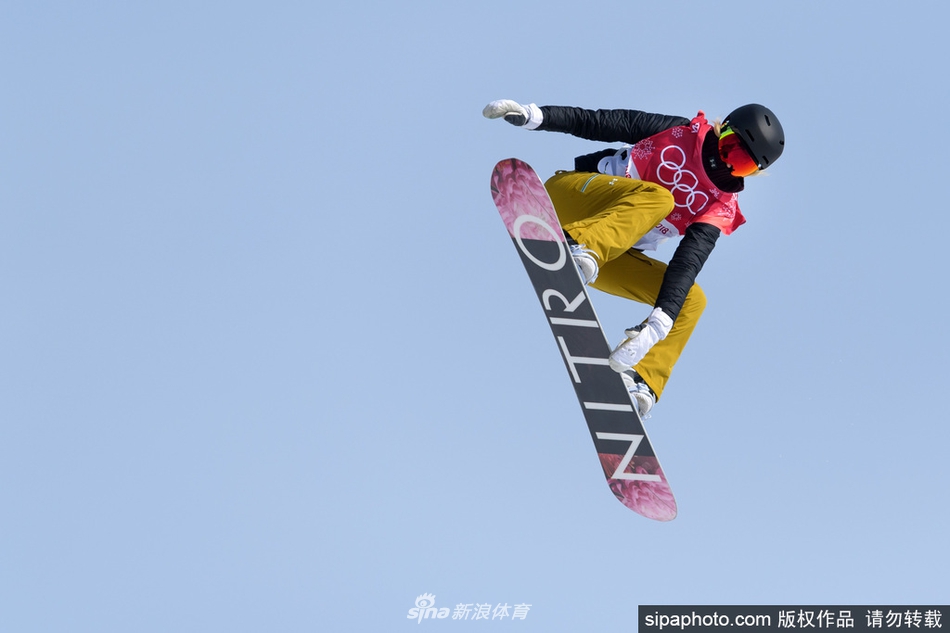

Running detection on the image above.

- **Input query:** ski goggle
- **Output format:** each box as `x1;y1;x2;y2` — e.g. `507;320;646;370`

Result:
718;126;760;177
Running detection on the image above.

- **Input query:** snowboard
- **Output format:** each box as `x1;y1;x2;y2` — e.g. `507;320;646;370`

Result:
490;158;677;521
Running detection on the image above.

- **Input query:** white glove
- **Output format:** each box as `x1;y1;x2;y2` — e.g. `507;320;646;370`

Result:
608;307;674;372
482;99;544;129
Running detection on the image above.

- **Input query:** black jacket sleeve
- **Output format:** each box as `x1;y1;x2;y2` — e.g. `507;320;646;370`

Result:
655;222;720;321
538;106;691;144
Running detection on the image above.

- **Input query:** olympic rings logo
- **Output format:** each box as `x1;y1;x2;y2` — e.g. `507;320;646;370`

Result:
655;145;709;215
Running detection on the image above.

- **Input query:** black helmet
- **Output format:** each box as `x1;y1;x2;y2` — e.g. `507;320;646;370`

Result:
724;104;785;169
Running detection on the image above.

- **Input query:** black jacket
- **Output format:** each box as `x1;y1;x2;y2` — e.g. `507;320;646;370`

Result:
537;105;745;321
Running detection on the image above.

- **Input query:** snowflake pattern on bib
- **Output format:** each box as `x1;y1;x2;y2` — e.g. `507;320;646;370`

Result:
631;139;655;160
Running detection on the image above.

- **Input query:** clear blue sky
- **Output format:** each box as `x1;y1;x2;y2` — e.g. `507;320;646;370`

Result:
2;2;948;631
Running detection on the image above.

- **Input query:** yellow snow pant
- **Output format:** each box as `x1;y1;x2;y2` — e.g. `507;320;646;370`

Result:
544;171;708;400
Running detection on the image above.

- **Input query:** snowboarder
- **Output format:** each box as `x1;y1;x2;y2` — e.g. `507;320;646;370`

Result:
483;100;785;417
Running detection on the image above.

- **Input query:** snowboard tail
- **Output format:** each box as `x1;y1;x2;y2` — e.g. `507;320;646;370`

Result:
490;158;676;521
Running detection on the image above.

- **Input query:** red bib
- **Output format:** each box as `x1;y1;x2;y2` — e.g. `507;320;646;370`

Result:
625;112;745;250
